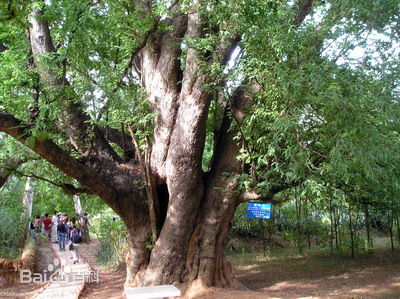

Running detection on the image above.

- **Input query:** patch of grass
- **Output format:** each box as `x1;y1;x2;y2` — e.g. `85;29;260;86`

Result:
96;240;127;269
229;245;400;283
374;234;393;249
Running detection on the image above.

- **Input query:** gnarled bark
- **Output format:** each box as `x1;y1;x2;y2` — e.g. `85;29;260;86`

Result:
185;87;252;290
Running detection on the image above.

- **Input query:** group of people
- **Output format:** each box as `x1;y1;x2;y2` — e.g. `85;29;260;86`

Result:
29;211;90;264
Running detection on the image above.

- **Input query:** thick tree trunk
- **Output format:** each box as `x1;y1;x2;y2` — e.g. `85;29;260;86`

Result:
126;85;250;290
185;88;251;291
111;192;152;287
186;177;239;289
137;2;213;286
125;225;152;286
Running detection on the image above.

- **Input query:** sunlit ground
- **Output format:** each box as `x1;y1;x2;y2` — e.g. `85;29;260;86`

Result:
220;235;400;298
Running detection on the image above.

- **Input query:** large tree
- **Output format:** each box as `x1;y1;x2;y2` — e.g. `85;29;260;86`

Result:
0;0;399;292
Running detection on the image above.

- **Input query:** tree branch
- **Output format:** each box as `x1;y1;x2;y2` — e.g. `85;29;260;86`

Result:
7;167;93;195
96;21;160;122
240;180;302;204
293;0;315;26
0;157;30;189
0;112;113;196
98;126;135;160
28;6;121;163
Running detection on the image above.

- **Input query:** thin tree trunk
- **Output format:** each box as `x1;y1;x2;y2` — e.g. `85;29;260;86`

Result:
128;127;160;242
388;210;394;252
304;199;311;249
349;205;354;259
117;193;152;287
338;212;342;249
396;213;400;247
266;212;275;246
333;209;339;250
295;196;303;254
329;200;334;254
364;204;372;250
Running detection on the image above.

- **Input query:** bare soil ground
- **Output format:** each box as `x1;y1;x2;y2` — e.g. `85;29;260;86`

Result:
79;239;400;299
197;250;400;298
79;240;125;299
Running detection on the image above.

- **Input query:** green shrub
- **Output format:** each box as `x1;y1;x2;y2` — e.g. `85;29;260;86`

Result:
0;181;26;259
231;203;264;238
92;215;127;268
227;239;252;254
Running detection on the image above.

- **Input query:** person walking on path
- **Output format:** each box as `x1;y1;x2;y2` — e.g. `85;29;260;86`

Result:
51;211;58;243
70;226;77;241
34;215;41;235
71;217;78;228
29;217;36;240
57;220;67;250
70;228;82;264
59;213;68;227
43;213;52;239
69;217;78;239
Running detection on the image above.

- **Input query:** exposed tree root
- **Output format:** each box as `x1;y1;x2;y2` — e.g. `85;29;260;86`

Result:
184;277;248;298
0;238;36;283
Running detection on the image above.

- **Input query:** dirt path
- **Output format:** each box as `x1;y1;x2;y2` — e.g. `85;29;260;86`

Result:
79;240;125;299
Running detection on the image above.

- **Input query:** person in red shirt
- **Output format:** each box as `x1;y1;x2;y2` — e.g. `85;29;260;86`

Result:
34;215;42;234
43;213;52;239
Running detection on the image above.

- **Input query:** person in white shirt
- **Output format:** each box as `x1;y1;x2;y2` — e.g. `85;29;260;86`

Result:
51;211;58;243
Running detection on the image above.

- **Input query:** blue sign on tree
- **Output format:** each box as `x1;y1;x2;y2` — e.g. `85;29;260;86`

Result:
247;202;272;219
